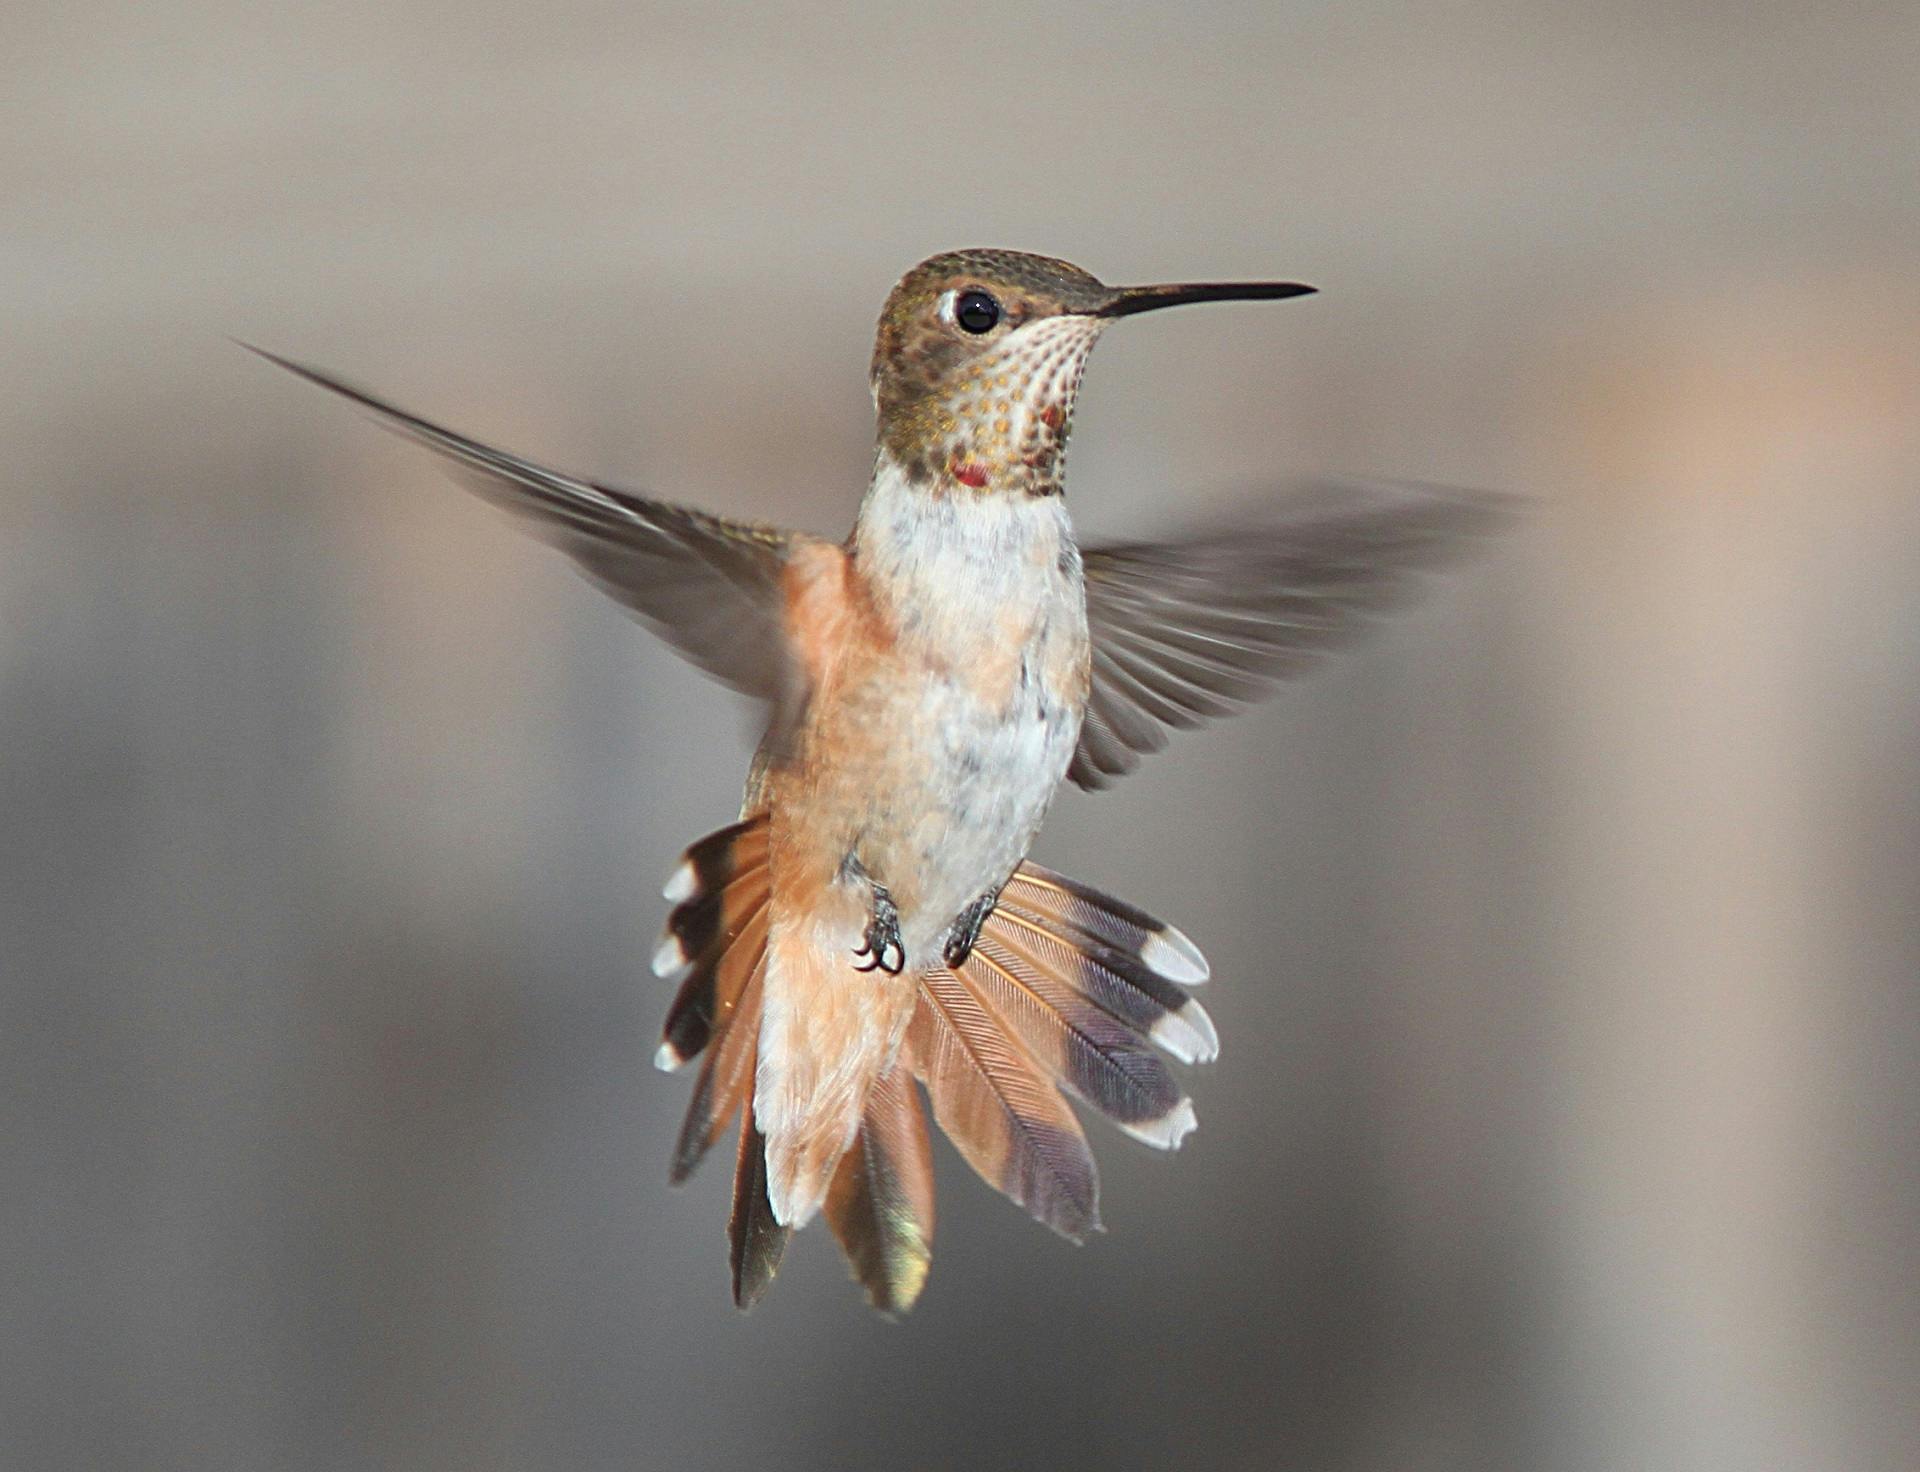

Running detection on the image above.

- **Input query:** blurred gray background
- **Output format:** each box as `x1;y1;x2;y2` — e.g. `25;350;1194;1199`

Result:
4;3;1917;1469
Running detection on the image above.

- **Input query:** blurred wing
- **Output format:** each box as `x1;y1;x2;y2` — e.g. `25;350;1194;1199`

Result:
249;348;799;706
1071;481;1516;789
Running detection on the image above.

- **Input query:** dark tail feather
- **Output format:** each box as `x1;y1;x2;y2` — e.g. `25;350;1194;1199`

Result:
657;894;770;1069
669;953;767;1183
825;1064;936;1315
899;863;1215;1259
959;934;1195;1148
657;814;774;1185
951;860;1213;1146
992;862;1218;1066
908;967;1101;1242
728;1051;789;1311
653;816;771;1072
654;815;787;1306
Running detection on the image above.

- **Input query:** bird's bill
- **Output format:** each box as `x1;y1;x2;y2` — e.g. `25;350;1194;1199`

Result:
1094;281;1317;317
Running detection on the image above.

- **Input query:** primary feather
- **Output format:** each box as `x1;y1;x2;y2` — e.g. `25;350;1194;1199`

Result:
1071;480;1516;787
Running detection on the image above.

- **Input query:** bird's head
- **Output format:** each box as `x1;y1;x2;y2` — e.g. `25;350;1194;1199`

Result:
870;248;1314;496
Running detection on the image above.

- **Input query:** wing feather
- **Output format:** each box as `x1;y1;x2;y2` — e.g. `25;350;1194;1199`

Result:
248;347;801;706
1072;480;1515;787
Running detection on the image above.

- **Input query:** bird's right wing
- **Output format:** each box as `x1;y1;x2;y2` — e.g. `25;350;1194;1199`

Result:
249;348;801;709
1071;480;1516;789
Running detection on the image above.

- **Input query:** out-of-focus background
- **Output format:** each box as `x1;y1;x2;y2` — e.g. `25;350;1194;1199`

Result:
5;4;1917;1469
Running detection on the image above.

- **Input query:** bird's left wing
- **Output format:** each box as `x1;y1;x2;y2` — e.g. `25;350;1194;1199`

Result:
249;349;800;708
1071;481;1516;790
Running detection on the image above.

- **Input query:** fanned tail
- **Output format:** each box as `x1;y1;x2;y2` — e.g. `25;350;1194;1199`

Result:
657;830;1215;1313
905;861;1215;1248
824;1063;935;1315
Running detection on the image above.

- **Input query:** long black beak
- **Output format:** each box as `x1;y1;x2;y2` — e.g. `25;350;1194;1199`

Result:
1096;280;1317;318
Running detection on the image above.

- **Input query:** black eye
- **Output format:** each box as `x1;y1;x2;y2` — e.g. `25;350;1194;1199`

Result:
954;289;1000;334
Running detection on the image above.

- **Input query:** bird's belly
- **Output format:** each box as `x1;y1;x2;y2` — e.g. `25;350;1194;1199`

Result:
745;630;1081;1226
886;673;1079;954
766;475;1089;972
791;645;1083;970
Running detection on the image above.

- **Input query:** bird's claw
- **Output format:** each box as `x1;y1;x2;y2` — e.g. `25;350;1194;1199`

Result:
943;886;1001;970
851;883;905;976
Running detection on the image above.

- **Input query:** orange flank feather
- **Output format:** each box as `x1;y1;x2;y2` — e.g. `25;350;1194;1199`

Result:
780;540;875;691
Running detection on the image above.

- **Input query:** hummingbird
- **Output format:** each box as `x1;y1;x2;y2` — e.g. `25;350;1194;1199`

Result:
250;248;1508;1315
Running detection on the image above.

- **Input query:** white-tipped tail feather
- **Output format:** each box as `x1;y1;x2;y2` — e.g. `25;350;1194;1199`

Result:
1148;1001;1220;1065
1140;924;1210;985
651;932;689;979
662;859;698;904
1116;1096;1197;1151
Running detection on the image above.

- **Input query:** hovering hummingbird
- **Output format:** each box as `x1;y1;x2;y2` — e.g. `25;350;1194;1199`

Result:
251;248;1508;1315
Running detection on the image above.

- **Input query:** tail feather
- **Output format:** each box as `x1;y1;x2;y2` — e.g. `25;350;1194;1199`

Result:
662;817;769;907
654;819;788;1307
908;966;1101;1242
655;827;1219;1314
654;815;774;1187
963;935;1195;1149
824;1064;935;1315
995;863;1218;1064
658;899;769;1074
1003;861;1210;984
653;816;771;1072
728;1053;789;1311
669;952;767;1183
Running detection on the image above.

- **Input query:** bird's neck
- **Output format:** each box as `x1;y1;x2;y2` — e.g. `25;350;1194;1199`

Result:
852;447;1083;650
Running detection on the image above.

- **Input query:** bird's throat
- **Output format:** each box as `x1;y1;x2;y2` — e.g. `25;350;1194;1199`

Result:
853;448;1084;656
875;315;1102;500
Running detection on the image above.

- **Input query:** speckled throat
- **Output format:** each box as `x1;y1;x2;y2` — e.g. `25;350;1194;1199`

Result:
880;314;1100;499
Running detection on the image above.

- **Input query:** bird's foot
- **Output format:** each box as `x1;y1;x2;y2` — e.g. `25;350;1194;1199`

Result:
943;886;1001;971
852;882;906;976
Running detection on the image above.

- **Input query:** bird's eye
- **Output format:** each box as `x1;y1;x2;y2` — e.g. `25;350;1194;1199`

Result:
954;289;1001;334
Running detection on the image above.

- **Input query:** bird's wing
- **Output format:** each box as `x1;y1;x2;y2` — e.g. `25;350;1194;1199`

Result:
1070;480;1516;790
249;348;800;708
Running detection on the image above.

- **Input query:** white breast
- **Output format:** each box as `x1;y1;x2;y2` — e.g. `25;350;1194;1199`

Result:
853;452;1088;954
857;452;1081;649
